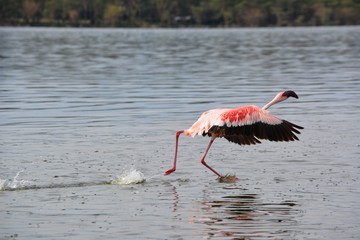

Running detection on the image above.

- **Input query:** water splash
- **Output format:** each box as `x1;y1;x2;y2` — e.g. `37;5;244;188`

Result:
0;169;146;191
111;169;146;185
0;170;34;191
0;179;7;191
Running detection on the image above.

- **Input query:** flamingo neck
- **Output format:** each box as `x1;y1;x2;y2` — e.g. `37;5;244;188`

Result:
262;99;277;110
262;93;286;110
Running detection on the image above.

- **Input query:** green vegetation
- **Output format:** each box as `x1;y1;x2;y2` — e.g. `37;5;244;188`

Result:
1;0;359;27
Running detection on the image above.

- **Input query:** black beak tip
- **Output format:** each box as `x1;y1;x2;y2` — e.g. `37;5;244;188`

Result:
283;90;298;99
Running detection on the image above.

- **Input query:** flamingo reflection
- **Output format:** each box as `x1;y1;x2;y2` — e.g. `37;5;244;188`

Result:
190;192;298;238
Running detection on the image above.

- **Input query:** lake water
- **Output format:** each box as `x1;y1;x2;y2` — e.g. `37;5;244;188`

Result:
0;27;359;239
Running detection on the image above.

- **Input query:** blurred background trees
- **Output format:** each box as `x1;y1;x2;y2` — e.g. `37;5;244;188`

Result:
1;0;359;27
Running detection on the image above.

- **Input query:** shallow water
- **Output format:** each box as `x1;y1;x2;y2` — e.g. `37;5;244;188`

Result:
1;27;360;239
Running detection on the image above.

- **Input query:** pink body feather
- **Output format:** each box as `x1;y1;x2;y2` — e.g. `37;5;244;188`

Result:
184;106;282;137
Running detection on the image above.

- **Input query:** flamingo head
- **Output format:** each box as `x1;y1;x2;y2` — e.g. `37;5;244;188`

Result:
262;90;299;110
282;90;298;99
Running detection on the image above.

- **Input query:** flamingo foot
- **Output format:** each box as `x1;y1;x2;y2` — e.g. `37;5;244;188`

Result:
164;168;176;176
217;174;238;183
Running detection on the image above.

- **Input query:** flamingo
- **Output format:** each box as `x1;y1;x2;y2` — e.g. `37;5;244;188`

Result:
164;90;303;178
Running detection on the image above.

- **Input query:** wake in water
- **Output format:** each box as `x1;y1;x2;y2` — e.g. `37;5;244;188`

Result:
0;168;146;191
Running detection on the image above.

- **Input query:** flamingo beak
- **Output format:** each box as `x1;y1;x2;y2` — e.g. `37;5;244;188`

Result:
283;90;298;99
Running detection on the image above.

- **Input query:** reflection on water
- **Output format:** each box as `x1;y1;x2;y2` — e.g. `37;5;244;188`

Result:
192;189;298;239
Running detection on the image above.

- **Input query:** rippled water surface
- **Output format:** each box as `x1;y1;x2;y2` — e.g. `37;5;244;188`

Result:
1;27;360;239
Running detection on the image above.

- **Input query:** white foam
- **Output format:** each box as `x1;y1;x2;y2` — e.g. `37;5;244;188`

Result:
111;169;146;185
0;179;7;191
0;170;33;191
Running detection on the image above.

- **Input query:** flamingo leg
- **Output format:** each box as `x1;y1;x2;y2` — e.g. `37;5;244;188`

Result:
200;136;222;178
164;130;184;175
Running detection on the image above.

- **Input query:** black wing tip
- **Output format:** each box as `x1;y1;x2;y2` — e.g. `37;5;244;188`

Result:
208;121;303;144
287;121;304;130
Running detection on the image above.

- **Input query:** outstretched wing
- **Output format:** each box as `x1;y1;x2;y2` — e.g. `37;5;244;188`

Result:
205;106;303;145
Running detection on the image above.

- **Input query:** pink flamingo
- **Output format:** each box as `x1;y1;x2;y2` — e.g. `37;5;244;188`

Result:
164;90;303;178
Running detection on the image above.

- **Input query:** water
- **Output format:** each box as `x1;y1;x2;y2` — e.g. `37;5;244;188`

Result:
1;26;359;239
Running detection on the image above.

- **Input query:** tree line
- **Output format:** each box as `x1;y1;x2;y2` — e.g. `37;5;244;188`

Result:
1;0;359;27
